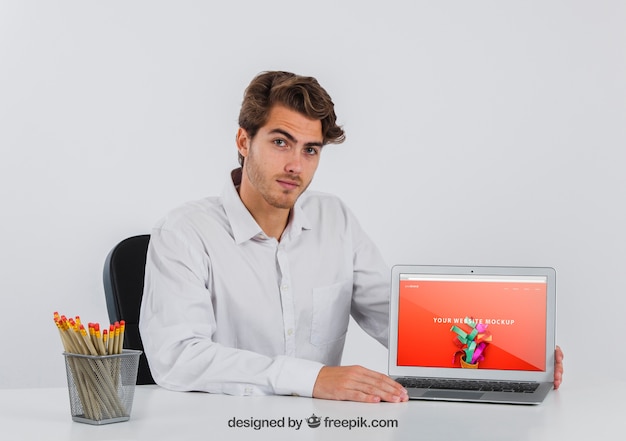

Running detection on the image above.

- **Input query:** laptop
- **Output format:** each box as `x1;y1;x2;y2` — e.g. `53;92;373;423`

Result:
388;265;556;404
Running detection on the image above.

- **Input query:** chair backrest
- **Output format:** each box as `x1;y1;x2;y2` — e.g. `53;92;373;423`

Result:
103;234;155;385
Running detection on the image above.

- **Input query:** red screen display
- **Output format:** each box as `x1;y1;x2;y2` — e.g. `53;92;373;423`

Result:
397;277;547;371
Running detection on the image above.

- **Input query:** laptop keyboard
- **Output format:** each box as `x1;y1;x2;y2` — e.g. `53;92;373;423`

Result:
396;377;540;393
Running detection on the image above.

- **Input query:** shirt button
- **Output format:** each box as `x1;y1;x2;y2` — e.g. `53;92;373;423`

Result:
287;328;294;336
281;285;289;291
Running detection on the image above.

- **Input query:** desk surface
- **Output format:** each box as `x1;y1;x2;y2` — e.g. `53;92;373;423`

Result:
0;381;623;440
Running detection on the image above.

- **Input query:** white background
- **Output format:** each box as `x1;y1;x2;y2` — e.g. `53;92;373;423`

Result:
1;0;624;389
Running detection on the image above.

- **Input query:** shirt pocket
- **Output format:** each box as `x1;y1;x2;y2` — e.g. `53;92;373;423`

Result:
310;280;352;347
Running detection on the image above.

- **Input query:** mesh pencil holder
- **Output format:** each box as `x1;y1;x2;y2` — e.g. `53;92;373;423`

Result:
63;349;142;425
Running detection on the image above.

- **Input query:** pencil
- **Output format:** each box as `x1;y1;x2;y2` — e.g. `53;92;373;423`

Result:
119;320;126;353
114;322;121;355
108;324;116;355
102;329;108;354
93;323;106;355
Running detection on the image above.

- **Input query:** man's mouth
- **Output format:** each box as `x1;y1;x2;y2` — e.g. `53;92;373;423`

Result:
276;176;301;190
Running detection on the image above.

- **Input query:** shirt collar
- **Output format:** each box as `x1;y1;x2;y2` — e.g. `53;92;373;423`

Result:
222;168;312;244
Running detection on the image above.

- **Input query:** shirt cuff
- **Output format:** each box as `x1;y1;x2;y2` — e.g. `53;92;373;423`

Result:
273;356;324;397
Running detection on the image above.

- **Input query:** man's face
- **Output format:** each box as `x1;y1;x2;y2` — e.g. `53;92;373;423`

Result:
237;105;323;211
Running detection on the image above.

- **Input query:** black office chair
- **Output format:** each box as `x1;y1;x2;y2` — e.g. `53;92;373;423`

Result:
103;234;155;385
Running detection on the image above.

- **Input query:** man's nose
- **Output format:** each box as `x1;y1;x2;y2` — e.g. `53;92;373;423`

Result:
284;150;302;174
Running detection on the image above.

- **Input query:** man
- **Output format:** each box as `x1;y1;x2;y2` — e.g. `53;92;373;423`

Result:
139;71;563;403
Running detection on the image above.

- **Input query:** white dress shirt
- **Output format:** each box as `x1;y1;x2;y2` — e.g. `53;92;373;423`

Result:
139;169;390;397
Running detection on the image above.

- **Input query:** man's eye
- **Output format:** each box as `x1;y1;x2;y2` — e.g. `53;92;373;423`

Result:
305;147;319;155
274;139;287;147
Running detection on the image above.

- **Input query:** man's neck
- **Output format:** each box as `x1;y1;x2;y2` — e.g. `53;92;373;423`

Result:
234;168;291;241
251;208;290;241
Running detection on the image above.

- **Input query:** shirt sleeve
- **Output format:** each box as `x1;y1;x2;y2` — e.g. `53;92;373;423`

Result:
347;209;391;348
139;226;324;397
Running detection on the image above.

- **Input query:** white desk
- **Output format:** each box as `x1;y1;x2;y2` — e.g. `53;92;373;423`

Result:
0;381;623;440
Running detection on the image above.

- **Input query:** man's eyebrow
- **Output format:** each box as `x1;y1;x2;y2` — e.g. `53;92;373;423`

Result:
269;128;324;148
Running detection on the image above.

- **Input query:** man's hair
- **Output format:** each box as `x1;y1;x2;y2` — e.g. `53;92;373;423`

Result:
237;71;345;166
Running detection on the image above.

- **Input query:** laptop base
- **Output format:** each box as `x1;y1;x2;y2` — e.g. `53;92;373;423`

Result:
400;382;553;405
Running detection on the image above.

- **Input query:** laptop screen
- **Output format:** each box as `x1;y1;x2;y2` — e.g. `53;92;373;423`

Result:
397;273;548;372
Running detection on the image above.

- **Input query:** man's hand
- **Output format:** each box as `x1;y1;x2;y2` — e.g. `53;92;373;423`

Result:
313;365;409;403
554;345;564;389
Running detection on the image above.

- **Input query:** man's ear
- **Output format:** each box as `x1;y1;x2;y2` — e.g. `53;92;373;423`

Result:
236;127;250;160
